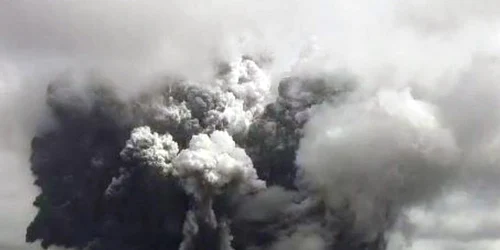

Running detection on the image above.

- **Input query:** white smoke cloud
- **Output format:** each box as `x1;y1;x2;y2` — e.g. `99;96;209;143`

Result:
296;88;460;241
121;126;179;171
173;130;265;196
171;130;265;249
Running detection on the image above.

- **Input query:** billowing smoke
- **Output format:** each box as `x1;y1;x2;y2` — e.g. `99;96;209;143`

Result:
26;55;403;249
296;89;459;242
2;1;500;250
23;54;458;250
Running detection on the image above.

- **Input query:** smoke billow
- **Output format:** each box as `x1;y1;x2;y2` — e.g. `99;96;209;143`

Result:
26;54;401;249
2;1;500;250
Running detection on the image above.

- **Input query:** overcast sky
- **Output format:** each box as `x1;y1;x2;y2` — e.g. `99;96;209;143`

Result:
2;1;500;249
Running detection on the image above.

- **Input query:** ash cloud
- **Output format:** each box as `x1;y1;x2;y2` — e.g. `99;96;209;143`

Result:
2;1;500;250
25;57;391;250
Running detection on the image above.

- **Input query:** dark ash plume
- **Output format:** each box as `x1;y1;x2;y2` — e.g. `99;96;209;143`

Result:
27;57;435;250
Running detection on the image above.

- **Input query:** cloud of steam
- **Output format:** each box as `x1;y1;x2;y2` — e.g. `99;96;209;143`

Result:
2;1;500;250
296;88;459;241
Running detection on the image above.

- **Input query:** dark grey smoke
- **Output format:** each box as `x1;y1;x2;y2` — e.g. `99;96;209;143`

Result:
26;57;391;250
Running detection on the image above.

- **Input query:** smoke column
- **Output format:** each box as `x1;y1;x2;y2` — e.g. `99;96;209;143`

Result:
2;0;500;250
